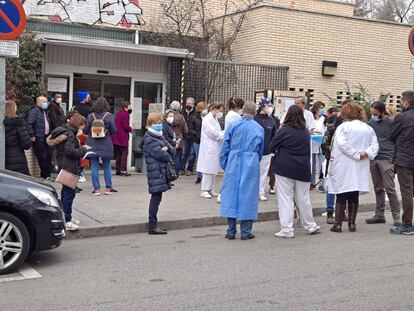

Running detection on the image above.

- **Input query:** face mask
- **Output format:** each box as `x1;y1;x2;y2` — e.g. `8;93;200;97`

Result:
265;107;274;116
152;123;163;132
55;98;62;104
186;105;193;111
371;115;381;123
319;109;326;117
166;116;174;124
128;109;132;114
41;102;49;110
201;109;208;116
216;112;223;119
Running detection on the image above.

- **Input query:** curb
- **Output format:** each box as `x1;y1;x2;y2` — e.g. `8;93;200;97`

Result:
66;203;376;240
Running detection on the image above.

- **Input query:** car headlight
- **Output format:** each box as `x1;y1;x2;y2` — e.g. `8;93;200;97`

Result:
28;188;60;208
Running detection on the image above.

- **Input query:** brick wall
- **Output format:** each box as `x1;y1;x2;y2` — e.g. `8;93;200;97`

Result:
231;6;413;104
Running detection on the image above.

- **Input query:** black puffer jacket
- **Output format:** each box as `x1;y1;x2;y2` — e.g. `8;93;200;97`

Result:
389;105;414;169
143;130;175;194
48;125;86;175
4;117;32;175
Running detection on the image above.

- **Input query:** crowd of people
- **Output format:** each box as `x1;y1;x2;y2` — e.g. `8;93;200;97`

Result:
3;90;414;239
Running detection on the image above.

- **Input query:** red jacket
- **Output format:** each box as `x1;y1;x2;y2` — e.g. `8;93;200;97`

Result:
112;109;132;147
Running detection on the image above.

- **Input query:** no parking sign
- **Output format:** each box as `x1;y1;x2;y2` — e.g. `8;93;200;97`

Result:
0;0;26;40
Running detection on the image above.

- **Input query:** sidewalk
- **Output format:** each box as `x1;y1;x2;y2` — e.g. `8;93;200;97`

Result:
60;173;388;239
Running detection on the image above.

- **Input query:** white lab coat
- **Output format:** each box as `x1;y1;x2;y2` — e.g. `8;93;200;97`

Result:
197;112;224;174
327;120;379;194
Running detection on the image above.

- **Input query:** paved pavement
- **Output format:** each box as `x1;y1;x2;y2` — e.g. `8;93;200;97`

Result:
54;173;400;238
1;212;412;311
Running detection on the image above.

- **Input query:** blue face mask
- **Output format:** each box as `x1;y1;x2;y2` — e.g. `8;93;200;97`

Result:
319;109;326;117
152;123;163;132
41;102;49;110
371;115;381;123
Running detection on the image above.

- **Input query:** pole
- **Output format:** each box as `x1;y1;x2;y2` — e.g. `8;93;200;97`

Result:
0;56;5;169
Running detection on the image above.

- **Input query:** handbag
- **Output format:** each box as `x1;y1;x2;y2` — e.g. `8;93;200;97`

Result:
56;169;79;190
166;159;177;183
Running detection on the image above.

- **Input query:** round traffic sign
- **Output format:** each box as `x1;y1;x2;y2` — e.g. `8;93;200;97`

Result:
0;0;26;40
409;27;414;56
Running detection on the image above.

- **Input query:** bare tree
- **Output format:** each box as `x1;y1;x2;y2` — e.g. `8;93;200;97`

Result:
354;0;414;23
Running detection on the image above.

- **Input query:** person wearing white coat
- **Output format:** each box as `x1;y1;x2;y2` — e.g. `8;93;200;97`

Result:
198;103;225;199
328;102;379;233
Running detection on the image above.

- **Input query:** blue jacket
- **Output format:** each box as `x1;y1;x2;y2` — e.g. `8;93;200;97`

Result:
143;131;176;194
85;112;117;159
271;126;311;182
26;106;51;140
220;117;264;221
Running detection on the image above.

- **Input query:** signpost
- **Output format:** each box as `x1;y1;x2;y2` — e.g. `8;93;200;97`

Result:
0;0;26;169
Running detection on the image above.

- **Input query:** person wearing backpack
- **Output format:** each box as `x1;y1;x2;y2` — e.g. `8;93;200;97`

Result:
84;97;117;196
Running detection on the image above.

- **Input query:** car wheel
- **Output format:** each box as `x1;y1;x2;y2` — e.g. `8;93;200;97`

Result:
0;212;30;275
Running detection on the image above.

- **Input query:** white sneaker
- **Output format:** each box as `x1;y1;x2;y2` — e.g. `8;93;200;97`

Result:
259;194;268;201
217;194;221;203
269;188;276;195
275;231;294;238
71;218;80;225
79;175;86;183
65;221;79;231
200;191;213;199
209;190;219;197
307;225;321;235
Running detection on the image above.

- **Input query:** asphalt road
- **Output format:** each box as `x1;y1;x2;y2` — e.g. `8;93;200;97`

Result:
1;212;413;311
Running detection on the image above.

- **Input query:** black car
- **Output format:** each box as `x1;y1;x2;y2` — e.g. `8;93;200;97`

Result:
0;169;65;275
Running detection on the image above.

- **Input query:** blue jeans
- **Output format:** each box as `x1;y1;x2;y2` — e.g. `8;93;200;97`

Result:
193;143;202;179
61;186;76;222
90;157;113;190
311;153;325;185
173;149;183;174
326;193;335;214
181;138;195;172
227;218;253;237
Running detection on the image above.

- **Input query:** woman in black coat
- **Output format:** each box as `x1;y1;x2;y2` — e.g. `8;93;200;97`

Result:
4;100;32;175
143;113;175;235
48;114;88;231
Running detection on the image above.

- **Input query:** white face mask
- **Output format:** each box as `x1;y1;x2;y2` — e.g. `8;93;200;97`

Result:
216;112;223;119
201;109;208;116
166;116;174;124
265;107;274;116
55;98;62;104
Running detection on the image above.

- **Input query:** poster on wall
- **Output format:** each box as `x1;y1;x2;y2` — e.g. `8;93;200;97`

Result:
148;103;164;114
47;77;67;93
273;90;306;120
131;97;142;130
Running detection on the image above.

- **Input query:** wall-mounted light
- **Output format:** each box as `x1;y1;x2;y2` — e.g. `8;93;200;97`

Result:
322;61;337;77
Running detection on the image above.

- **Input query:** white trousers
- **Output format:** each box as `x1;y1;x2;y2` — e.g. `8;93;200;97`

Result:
275;174;317;233
201;173;216;192
259;154;272;195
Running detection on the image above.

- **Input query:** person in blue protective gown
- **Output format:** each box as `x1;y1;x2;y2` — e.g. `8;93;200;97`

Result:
220;102;264;240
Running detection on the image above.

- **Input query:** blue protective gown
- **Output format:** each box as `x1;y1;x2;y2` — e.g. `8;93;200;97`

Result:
220;116;264;220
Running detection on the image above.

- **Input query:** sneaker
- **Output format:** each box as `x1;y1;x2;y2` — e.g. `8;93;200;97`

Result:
65;221;79;231
105;188;118;195
307;225;321;235
195;177;202;184
390;225;414;235
365;215;386;224
241;234;255;240
209;190;219;197
217;194;221;204
259;194;268;201
92;189;101;196
269;187;276;195
79;175;86;183
275;231;294;238
71;218;81;226
200;191;212;199
225;233;235;240
317;186;326;193
393;219;402;227
120;171;131;177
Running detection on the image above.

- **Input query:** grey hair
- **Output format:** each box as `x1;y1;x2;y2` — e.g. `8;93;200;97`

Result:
186;97;195;105
242;101;257;115
296;96;307;106
170;101;181;111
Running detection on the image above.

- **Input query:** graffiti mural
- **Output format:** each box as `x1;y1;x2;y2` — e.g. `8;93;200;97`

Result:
22;0;142;28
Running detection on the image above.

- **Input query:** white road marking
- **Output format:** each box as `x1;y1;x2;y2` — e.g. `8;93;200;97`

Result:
0;264;42;283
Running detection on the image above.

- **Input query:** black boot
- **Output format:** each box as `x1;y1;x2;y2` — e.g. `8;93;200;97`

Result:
149;227;167;235
348;203;358;232
326;213;335;224
331;203;345;233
